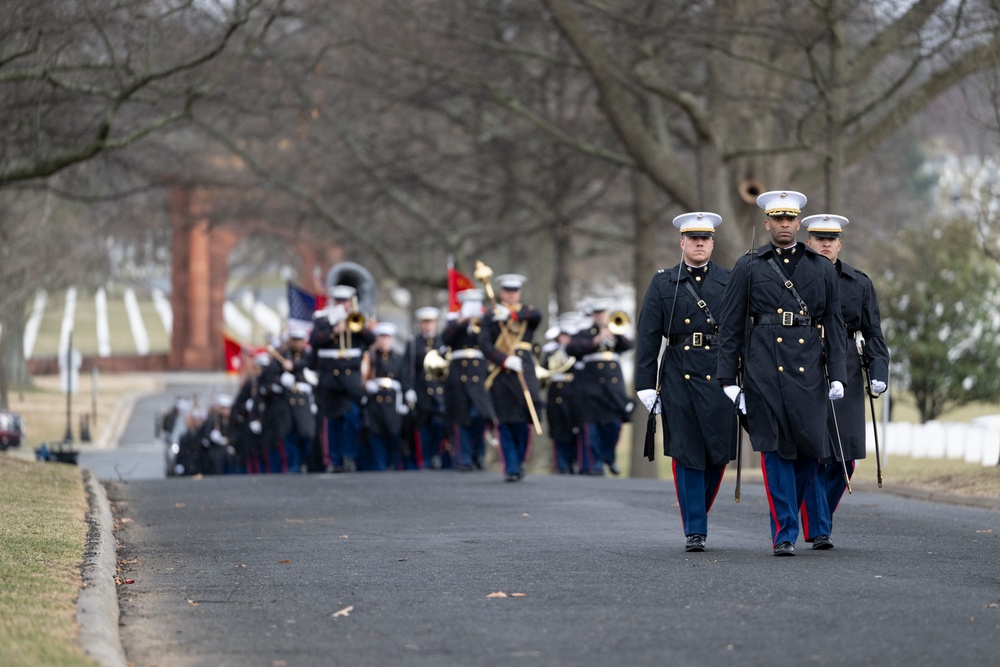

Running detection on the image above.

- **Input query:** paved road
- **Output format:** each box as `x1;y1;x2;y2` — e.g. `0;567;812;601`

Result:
109;470;1000;667
79;373;232;482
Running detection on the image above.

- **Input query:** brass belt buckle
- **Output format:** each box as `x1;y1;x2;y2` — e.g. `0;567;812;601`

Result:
781;312;794;326
691;332;703;347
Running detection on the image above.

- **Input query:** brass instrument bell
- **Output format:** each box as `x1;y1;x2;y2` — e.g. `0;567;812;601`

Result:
607;310;631;336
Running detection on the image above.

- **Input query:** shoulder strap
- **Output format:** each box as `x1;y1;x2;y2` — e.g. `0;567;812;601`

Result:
766;258;810;315
681;279;717;332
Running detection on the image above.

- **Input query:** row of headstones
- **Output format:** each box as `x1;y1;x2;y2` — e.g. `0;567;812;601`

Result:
878;420;1000;467
22;287;283;359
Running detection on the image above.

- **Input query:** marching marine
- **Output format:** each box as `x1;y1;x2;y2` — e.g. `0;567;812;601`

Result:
716;190;848;556
275;329;317;473
634;212;737;552
539;313;582;474
800;213;890;549
362;322;412;471
566;300;634;475
441;289;497;471
406;307;448;469
478;273;543;482
308;284;376;473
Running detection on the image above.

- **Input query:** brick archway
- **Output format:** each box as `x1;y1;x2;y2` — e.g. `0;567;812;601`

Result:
168;186;342;370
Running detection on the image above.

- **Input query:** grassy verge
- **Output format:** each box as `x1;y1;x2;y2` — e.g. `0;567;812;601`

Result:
8;373;160;448
0;457;99;667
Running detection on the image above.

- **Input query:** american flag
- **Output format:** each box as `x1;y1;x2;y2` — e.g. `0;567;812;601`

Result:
287;281;319;335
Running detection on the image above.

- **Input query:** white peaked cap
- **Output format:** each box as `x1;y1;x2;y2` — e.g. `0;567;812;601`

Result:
672;212;722;235
373;321;397;337
328;284;357;300
415;307;441;321
496;274;527;290
756;190;807;217
802;214;849;237
456;288;484;304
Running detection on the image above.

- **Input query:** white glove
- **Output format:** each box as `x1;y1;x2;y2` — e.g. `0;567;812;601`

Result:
870;379;887;396
310;403;318;415
295;381;313;395
636;389;661;415
396;403;410;416
405;389;417;407
829;380;845;401
210;429;224;445
327;304;347;325
249;420;262;434
281;372;295;388
365;379;379;394
494;305;511;322
724;385;746;414
502;355;523;373
302;368;319;386
245;398;254;411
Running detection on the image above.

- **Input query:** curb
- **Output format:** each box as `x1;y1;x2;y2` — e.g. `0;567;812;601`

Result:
77;471;128;667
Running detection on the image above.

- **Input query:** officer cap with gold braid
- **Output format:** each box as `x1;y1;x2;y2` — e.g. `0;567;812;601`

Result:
672;211;722;237
802;213;849;239
756;190;807;218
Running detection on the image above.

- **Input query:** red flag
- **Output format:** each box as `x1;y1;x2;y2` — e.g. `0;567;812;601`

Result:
448;261;475;312
223;335;244;375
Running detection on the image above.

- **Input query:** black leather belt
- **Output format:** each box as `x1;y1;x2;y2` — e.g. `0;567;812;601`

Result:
666;333;718;347
752;313;822;327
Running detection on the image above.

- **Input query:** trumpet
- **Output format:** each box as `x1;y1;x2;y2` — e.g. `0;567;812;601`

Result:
346;311;366;334
607;310;631;336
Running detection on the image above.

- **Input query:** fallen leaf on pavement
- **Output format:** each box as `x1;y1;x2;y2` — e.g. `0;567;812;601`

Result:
510;593;526;597
187;599;198;606
339;535;349;539
279;559;291;564
332;605;354;619
487;591;508;598
174;503;186;509
234;564;247;569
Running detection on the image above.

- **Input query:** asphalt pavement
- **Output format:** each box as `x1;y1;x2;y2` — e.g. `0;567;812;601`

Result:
78;377;1000;667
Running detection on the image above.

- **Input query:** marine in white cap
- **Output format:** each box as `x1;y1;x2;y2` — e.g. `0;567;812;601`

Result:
540;312;583;474
406;306;447;469
364;319;411;472
716;191;849;556
307;279;376;474
478;270;543;482
800;213;890;551
441;287;497;471
567;290;634;476
633;211;737;552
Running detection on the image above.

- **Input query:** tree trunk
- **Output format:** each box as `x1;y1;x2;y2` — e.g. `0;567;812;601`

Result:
629;171;660;479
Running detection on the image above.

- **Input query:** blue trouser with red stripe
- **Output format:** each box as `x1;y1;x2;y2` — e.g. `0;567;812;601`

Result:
800;460;856;540
761;452;819;546
672;461;727;536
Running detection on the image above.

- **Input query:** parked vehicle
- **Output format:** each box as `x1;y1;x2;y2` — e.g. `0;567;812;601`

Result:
0;410;25;450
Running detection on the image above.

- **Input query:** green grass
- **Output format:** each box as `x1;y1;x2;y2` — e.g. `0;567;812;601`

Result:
0;457;99;667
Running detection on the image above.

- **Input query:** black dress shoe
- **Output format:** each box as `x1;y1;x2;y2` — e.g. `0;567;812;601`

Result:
504;473;518;482
811;535;834;550
606;462;621;476
685;534;706;552
773;541;795;557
